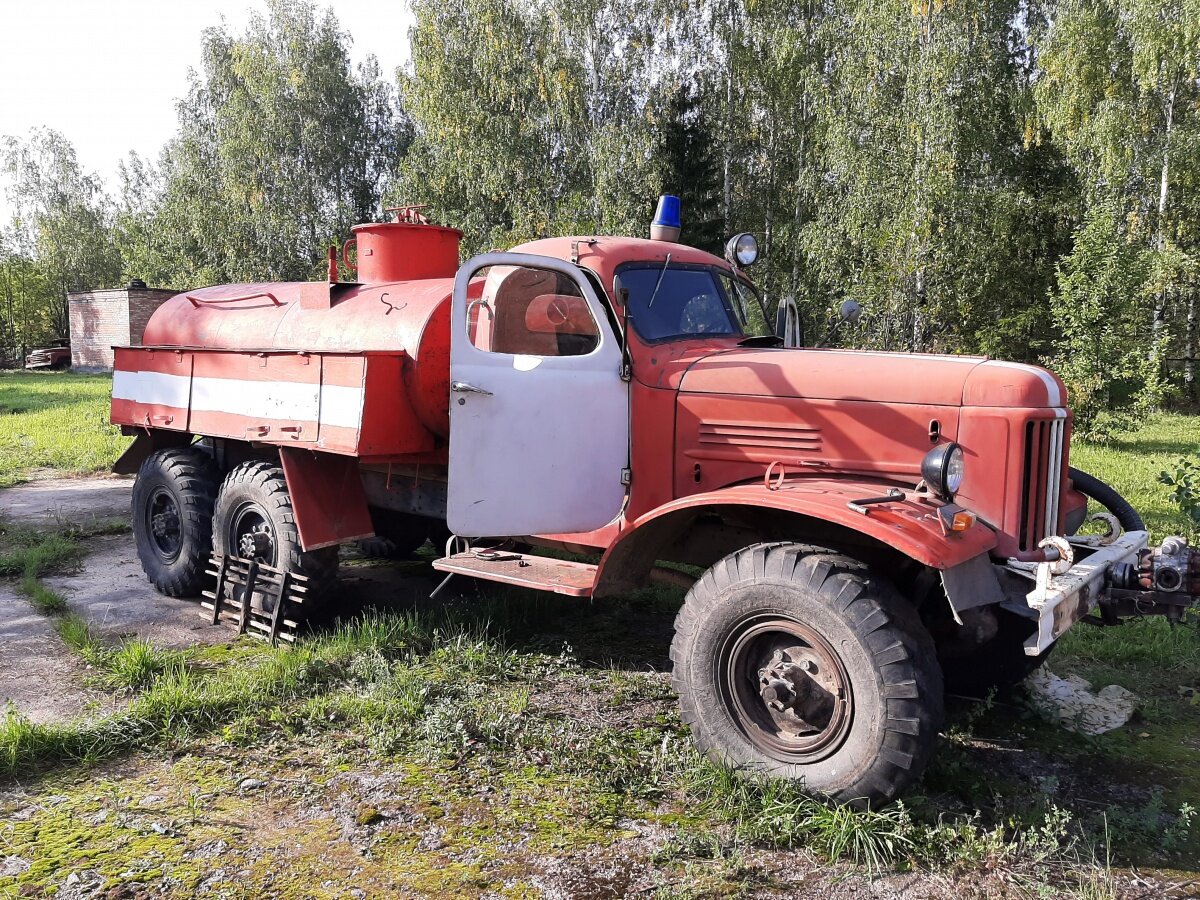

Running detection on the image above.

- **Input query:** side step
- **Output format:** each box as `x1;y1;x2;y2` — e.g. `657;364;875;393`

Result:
200;553;308;644
432;549;597;597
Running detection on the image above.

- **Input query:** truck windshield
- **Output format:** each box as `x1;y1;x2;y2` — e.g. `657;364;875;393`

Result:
619;265;772;342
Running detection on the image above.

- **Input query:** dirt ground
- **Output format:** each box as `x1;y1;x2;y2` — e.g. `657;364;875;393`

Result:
0;476;438;725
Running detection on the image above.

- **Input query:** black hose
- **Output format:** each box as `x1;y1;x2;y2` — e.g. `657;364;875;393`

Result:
1068;467;1145;532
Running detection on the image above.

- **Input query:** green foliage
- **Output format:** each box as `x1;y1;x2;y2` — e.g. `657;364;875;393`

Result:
656;83;724;255
394;0;667;253
1158;455;1200;531
0;129;121;361
3;0;1200;426
136;0;406;286
1037;0;1200;406
1049;200;1167;438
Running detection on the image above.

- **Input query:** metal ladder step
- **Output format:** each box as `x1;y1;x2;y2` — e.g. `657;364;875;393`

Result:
199;554;308;644
432;549;597;597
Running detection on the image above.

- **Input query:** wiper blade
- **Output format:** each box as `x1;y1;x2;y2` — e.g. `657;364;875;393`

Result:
646;253;672;309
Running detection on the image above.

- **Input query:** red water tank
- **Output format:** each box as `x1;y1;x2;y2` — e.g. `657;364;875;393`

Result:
351;222;462;283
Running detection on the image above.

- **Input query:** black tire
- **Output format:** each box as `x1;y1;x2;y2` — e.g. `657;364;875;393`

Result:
938;608;1054;699
213;460;339;609
357;536;403;559
1069;467;1145;532
670;543;943;806
132;447;219;597
426;518;453;555
356;509;432;559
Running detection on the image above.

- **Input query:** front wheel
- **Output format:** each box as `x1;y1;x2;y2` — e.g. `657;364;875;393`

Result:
670;543;943;806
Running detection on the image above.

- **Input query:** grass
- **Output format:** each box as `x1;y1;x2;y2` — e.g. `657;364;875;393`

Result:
0;514;127;618
1070;411;1200;543
0;517;88;618
0;590;1159;892
0;369;126;486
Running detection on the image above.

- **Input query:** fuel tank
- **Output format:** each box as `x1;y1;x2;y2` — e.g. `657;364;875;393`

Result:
118;221;463;451
142;277;455;439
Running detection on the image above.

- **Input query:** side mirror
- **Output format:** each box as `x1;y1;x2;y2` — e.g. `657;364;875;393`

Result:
817;299;864;348
525;293;596;336
775;296;803;347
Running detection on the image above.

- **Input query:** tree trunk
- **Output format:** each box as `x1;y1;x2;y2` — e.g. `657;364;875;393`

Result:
722;0;735;233
908;2;934;353
791;124;806;294
1187;291;1197;404
764;115;777;306
1150;82;1176;352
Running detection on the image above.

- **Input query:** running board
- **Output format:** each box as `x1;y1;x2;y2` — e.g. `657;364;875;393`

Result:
432;550;597;597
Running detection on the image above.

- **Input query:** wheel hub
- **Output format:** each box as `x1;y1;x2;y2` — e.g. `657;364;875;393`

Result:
721;615;855;763
757;647;839;734
145;487;183;562
238;527;273;560
151;509;179;539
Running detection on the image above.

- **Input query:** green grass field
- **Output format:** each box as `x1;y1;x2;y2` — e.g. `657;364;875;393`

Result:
0;370;128;486
1071;413;1200;544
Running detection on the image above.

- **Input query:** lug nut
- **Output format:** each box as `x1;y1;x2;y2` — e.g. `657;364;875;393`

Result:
761;677;794;711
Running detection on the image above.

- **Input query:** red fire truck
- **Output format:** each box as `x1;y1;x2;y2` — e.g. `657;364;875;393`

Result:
109;200;1199;805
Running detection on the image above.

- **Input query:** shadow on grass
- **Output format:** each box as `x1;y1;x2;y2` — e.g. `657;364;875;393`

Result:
320;547;682;673
921;691;1200;869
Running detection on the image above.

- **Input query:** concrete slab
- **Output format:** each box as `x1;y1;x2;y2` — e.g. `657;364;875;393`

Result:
42;532;237;649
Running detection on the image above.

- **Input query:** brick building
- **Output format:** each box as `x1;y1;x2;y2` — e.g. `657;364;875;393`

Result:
67;284;176;371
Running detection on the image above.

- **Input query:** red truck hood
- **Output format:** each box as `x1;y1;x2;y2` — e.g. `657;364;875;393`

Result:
677;348;1066;408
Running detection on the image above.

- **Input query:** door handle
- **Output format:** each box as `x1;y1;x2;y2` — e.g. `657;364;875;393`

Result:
451;381;493;396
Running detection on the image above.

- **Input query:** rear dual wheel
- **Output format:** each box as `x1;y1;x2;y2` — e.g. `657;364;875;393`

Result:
671;543;943;806
132;447;219;597
213;461;339;610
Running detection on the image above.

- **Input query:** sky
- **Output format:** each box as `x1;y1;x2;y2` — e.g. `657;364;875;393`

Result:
0;0;414;223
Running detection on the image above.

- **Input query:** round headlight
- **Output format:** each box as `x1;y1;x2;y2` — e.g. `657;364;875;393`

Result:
921;443;965;499
725;232;759;267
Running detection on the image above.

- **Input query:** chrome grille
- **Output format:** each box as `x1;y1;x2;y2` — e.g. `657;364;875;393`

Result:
1019;416;1066;551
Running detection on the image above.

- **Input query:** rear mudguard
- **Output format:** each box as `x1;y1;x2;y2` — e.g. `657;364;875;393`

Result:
594;479;997;598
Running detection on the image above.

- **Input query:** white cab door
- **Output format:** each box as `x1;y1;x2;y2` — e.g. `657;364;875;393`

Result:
447;252;629;537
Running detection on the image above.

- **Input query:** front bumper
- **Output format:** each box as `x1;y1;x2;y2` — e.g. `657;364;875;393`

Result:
1002;530;1149;655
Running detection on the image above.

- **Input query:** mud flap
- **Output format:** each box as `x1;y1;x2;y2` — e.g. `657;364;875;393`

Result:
278;447;374;550
112;429;194;475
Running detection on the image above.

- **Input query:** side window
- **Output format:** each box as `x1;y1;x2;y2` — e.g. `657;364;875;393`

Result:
466;265;601;357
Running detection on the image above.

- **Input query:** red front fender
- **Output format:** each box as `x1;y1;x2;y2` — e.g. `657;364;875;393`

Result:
594;479;997;597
